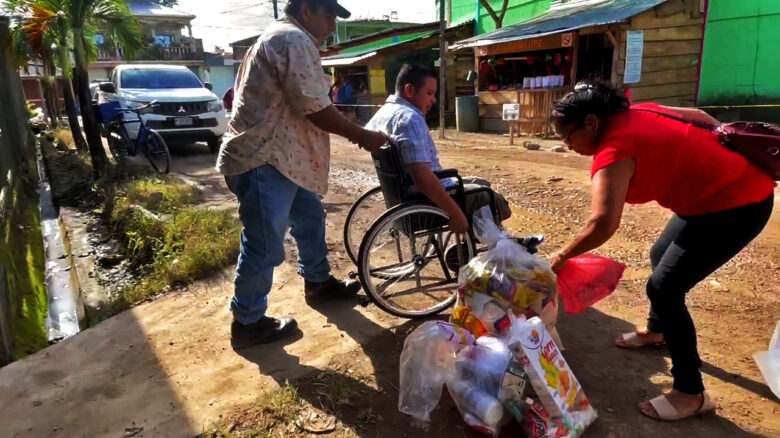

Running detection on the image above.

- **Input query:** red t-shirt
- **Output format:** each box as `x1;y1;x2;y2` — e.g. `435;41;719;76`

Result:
591;103;774;216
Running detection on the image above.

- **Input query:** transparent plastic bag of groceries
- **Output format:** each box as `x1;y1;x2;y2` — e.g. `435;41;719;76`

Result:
398;321;476;423
754;319;780;400
452;206;559;340
556;253;626;314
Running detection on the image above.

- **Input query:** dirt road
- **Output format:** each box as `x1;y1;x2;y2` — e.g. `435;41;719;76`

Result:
0;132;777;437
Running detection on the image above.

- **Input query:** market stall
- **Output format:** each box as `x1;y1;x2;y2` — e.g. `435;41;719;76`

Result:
473;33;575;135
452;0;706;136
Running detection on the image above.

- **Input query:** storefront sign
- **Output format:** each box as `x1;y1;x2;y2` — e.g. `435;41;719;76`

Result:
503;104;520;121
479;32;571;57
561;32;573;47
624;30;644;84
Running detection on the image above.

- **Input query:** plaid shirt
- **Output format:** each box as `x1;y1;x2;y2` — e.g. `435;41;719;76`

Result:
366;95;445;172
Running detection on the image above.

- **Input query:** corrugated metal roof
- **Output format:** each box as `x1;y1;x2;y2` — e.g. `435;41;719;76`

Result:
127;1;196;20
321;30;438;66
321;51;378;67
452;0;667;49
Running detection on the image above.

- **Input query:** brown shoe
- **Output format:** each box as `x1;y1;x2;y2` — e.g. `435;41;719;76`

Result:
304;276;361;304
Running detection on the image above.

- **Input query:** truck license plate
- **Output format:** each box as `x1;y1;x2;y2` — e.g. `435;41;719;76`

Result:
174;117;194;127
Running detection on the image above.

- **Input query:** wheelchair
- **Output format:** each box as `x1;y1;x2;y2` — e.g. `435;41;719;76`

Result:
342;144;543;318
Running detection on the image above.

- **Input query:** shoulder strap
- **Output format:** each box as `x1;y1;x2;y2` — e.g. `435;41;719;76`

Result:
631;107;716;131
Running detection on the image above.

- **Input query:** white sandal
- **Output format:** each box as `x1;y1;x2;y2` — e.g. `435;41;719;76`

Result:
642;392;716;421
615;331;665;349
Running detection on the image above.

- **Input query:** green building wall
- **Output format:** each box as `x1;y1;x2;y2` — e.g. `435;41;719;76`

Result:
445;0;551;34
698;0;780;105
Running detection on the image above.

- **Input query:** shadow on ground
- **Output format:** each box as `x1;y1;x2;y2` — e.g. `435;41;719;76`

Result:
234;300;755;437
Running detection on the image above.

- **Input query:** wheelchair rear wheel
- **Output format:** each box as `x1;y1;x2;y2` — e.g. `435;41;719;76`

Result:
344;186;384;265
357;202;475;318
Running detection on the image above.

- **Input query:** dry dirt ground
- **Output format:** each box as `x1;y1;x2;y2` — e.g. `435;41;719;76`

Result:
0;131;778;437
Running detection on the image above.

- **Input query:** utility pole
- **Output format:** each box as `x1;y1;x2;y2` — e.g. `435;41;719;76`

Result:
272;0;278;19
439;0;446;139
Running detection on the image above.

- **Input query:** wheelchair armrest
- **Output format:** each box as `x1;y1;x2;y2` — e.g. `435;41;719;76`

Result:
433;168;460;179
435;169;465;208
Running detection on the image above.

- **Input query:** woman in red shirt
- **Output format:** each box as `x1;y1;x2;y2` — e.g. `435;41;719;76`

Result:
549;82;774;421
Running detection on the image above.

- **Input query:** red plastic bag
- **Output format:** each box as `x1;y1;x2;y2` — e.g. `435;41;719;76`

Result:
557;254;626;314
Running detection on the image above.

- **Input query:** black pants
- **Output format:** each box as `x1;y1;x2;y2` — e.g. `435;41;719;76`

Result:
645;194;774;394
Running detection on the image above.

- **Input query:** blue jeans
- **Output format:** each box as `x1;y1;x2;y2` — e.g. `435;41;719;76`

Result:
227;165;331;324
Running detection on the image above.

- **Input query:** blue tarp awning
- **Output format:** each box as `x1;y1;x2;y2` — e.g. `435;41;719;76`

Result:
451;0;667;49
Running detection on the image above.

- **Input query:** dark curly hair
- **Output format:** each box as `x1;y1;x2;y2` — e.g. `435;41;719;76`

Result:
552;80;630;124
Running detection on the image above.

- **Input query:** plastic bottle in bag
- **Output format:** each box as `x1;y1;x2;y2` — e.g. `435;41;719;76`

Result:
448;379;504;426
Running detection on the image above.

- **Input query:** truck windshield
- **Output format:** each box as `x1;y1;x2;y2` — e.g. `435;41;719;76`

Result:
120;69;203;89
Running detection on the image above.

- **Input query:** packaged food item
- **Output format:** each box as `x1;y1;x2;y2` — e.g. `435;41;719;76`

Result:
497;359;531;411
508;316;597;435
398;321;475;422
515;397;572;438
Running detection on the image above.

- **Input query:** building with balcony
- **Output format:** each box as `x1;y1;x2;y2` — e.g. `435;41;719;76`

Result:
88;1;205;82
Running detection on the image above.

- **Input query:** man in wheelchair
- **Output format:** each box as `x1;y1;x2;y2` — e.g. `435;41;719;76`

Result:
365;64;512;234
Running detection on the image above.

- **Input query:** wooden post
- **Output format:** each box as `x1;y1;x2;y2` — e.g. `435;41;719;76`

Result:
570;31;580;84
439;0;446;139
509;122;515;145
607;30;621;87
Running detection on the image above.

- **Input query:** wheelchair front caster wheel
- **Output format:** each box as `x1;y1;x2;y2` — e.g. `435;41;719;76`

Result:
358;295;370;307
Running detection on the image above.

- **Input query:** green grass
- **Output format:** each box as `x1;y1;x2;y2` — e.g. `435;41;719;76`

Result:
201;383;300;438
122;176;201;213
108;176;240;305
0;176;49;359
53;127;75;150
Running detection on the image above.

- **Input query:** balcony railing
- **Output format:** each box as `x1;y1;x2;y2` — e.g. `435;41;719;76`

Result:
95;37;205;62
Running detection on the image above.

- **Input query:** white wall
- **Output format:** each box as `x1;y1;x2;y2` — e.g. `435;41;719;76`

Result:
204;65;235;99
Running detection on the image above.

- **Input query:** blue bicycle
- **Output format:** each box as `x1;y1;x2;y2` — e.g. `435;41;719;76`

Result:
98;100;171;174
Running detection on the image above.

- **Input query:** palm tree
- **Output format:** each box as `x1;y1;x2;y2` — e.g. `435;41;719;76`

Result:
7;0;141;176
6;3;59;125
6;0;88;152
70;0;142;177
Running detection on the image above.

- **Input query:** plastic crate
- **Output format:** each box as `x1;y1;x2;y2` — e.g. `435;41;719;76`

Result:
95;101;121;123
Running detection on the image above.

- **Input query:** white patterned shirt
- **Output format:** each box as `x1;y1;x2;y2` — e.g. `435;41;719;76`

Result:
216;17;332;194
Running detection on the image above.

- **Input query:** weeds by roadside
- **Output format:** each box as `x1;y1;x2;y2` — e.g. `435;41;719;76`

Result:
53;127;75;151
202;383;301;438
39;135;241;310
200;377;367;438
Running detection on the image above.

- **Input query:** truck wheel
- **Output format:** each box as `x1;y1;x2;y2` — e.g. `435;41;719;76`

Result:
208;137;221;154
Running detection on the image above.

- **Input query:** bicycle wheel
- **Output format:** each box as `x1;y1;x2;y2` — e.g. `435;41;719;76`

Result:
343;186;384;265
143;130;171;174
357;202;476;318
107;124;130;165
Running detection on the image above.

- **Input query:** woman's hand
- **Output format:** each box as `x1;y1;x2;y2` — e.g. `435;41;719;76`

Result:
550;252;568;273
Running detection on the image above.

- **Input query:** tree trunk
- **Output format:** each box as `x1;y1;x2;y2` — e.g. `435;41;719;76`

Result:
58;46;88;153
63;78;88;153
73;28;107;177
40;61;58;125
44;57;63;122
